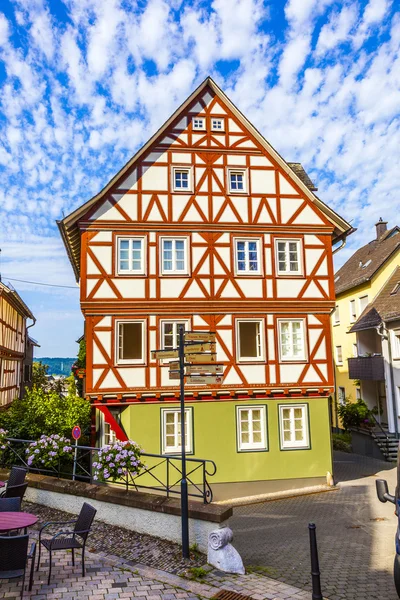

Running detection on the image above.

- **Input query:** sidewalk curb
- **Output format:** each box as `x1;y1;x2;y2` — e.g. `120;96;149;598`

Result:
214;484;339;507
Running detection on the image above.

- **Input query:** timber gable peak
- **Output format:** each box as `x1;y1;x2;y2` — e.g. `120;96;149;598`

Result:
59;77;352;280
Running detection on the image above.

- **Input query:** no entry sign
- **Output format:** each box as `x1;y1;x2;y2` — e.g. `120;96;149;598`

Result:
72;426;81;441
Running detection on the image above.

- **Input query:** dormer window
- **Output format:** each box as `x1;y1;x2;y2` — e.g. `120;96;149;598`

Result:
211;118;224;131
192;118;205;130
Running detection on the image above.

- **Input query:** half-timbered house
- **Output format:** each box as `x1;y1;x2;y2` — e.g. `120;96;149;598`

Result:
59;78;352;499
0;281;36;406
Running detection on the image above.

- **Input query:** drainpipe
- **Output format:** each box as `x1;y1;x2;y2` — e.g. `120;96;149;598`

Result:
332;237;347;255
376;322;398;437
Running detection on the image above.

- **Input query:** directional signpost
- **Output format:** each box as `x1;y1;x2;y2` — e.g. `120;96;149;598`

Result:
151;329;224;559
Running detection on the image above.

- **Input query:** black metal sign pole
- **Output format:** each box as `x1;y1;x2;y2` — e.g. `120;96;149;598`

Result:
308;522;322;600
179;325;190;558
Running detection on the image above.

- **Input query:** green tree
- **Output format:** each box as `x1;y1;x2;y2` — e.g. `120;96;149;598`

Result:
32;361;49;387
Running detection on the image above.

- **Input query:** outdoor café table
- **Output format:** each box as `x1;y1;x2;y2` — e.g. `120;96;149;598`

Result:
0;482;4;488
0;512;38;534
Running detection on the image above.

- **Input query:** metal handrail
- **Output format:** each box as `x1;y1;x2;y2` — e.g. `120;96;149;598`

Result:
370;414;391;458
0;438;216;503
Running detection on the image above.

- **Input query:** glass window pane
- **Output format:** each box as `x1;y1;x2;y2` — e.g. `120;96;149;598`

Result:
284;431;291;441
120;323;142;360
295;430;303;441
239;322;260;358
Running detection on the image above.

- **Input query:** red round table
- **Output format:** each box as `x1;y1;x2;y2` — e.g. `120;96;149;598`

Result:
0;482;5;488
0;512;38;533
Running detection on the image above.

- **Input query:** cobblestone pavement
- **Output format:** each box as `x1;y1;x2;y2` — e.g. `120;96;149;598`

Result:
0;530;313;600
229;452;398;600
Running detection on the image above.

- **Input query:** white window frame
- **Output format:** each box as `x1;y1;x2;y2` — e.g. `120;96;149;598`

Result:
116;236;146;275
335;345;343;365
349;299;357;323
356;387;361;400
192;117;205;130
236;405;268;452
278;319;307;362
333;305;340;325
275;239;302;276
228;168;247;194
115;320;146;365
211;118;224;131
236;319;265;362
161;407;193;454
338;387;346;405
160;237;189;275
234;238;262;276
353;343;358;357
160;320;190;362
392;329;400;359
172;166;193;193
359;295;369;314
279;404;310;450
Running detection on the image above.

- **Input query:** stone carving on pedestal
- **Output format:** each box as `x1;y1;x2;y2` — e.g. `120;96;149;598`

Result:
207;527;245;574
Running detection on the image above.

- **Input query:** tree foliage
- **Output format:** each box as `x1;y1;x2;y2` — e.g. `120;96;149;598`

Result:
32;361;49;387
0;386;91;442
337;399;374;431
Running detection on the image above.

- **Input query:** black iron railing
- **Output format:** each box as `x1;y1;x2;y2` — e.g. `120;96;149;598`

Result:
0;438;217;504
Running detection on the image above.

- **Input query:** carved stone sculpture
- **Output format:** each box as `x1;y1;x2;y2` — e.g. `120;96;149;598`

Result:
207;527;245;574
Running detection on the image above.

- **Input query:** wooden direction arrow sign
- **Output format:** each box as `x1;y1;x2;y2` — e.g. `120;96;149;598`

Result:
185;364;223;375
151;349;179;360
169;371;180;380
185;332;216;342
169;361;179;370
184;342;215;354
185;353;217;364
186;375;223;385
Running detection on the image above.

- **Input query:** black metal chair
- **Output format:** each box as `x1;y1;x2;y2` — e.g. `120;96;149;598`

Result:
0;467;27;498
0;534;36;599
37;502;97;584
4;483;28;502
0;497;21;511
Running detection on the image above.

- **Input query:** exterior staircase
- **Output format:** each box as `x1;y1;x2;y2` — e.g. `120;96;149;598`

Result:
371;427;399;462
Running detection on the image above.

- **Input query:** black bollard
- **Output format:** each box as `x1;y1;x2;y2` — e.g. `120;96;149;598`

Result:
309;522;323;600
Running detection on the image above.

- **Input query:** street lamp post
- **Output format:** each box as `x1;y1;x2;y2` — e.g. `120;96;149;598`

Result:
179;325;190;559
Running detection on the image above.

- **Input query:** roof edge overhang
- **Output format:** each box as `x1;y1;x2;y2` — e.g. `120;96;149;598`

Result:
0;282;35;320
59;76;353;279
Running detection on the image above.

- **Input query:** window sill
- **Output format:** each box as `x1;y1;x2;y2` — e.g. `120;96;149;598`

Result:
235;272;263;278
276;273;304;278
160;273;190;277
228;191;247;195
237;359;266;364
280;445;311;451
115;362;146;367
116;272;146;277
172;189;193;194
279;358;307;363
237;447;268;453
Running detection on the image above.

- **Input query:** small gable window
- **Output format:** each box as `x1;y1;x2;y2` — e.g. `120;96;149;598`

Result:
211;118;224;131
173;167;192;192
228;169;246;193
192;117;205;130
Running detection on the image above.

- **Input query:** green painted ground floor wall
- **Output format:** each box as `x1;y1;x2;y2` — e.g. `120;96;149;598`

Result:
119;397;333;487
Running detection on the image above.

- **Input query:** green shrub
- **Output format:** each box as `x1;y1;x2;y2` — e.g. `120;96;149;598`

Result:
337;399;373;431
332;433;352;452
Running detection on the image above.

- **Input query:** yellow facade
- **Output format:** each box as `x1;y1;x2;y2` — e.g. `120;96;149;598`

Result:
331;249;400;421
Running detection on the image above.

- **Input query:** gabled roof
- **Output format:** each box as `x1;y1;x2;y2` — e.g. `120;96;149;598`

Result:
0;281;35;320
350;266;400;332
58;76;352;281
335;226;400;295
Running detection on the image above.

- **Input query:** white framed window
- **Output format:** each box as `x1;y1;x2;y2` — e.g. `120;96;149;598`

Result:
349;299;357;322
161;237;189;274
335;346;343;365
228;169;247;193
338;387;346;405
161;408;193;454
278;319;306;361
116;320;145;365
234;238;261;275
356;387;361;400
359;295;369;313
236;319;264;362
333;305;340;325
279;404;310;449
161;321;189;361
117;237;145;275
236;406;267;451
103;422;117;447
211;118;224;131
275;239;302;275
192;117;205;130
173;167;192;192
392;329;400;359
353;343;358;357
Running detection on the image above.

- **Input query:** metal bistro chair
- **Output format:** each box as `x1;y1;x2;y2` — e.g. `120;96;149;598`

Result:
0;467;27;498
0;534;36;599
37;502;97;584
0;497;21;512
4;483;28;503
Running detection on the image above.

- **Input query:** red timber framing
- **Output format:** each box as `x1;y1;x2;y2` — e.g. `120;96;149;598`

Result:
58;77;352;409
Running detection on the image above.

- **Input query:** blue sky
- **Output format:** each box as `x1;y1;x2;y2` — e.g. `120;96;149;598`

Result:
0;0;399;357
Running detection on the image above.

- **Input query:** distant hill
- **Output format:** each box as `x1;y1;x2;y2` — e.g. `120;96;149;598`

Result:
34;358;75;376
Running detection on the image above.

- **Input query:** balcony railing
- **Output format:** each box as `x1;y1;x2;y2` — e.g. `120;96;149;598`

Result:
0;438;217;504
348;355;385;381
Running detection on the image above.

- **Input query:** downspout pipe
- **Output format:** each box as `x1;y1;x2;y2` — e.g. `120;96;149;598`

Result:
376;322;398;437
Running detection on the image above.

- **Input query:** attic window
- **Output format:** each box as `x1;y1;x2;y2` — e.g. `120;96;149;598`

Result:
391;283;400;296
360;259;372;269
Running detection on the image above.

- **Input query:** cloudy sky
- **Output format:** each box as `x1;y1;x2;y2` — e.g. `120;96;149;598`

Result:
0;0;399;357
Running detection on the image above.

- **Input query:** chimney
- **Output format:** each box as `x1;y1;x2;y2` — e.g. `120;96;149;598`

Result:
375;217;387;240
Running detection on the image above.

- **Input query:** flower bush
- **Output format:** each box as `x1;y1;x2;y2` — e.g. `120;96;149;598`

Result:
25;434;73;470
0;428;8;451
93;440;145;482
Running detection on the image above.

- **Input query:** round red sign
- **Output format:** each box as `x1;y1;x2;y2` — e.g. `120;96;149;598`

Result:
72;426;81;440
